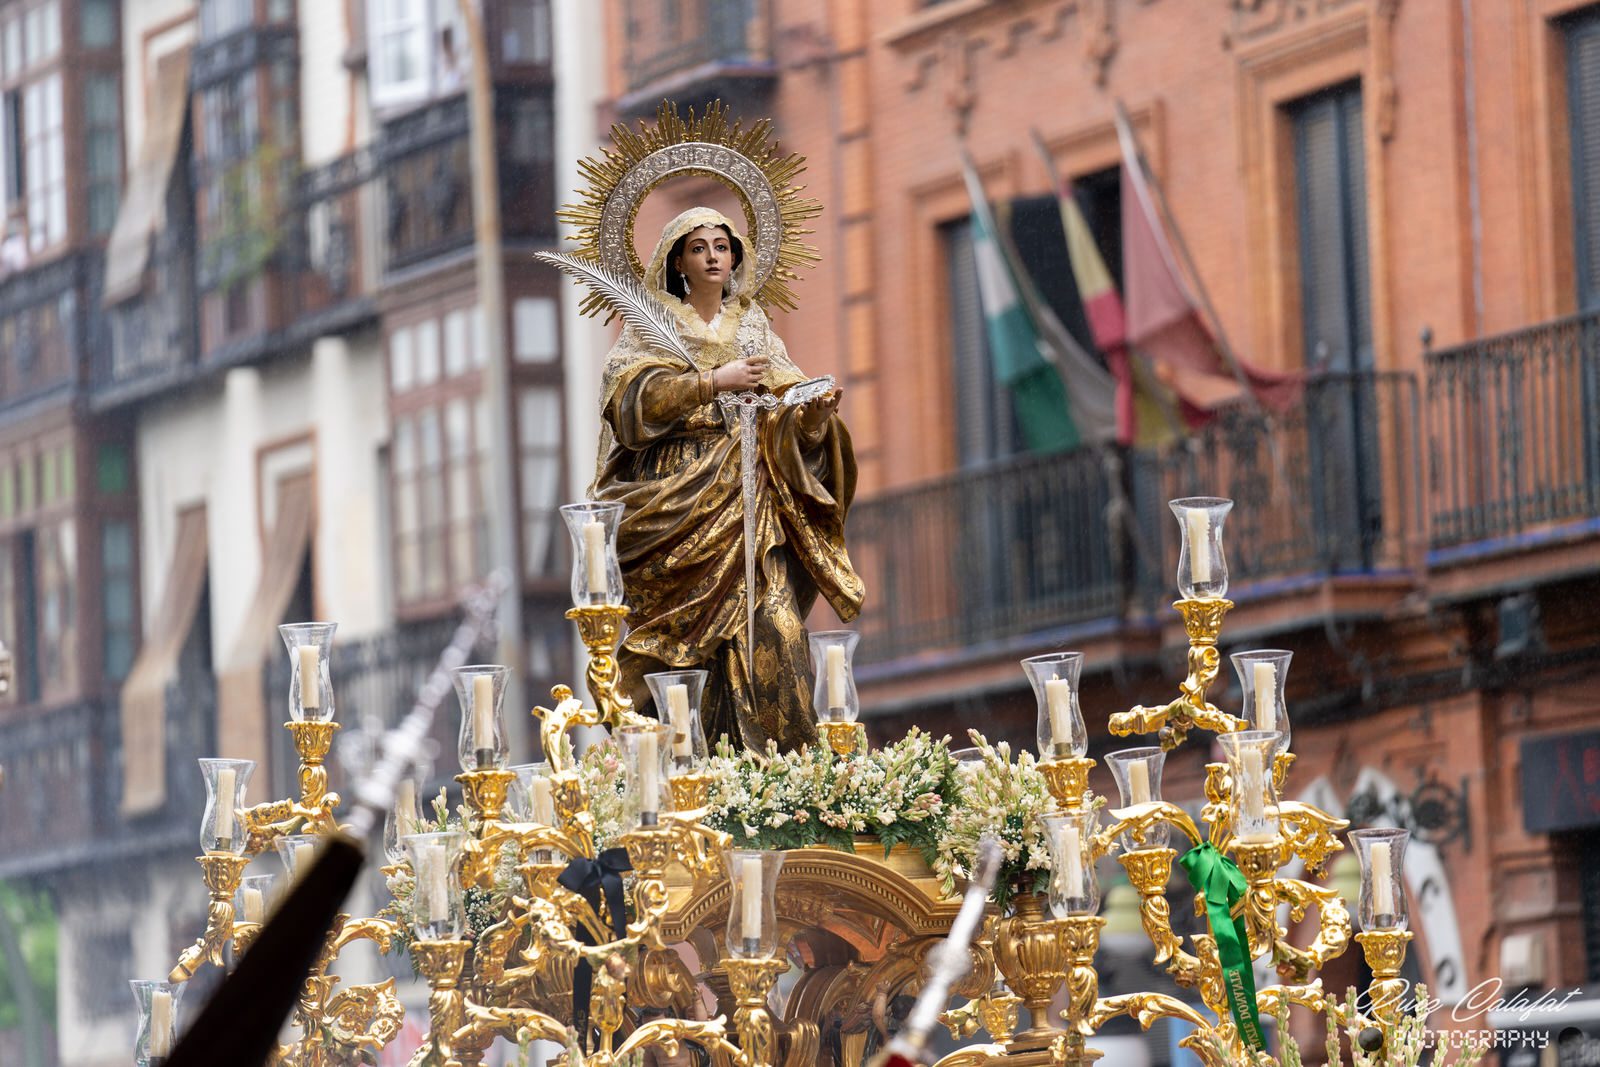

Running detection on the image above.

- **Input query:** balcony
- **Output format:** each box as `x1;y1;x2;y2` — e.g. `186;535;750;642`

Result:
1425;312;1600;564
849;372;1423;671
616;0;777;122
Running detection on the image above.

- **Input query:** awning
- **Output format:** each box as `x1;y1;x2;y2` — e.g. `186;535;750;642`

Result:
103;46;192;306
216;474;313;803
120;505;208;816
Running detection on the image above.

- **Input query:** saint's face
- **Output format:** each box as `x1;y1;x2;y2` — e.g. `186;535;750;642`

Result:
677;226;733;294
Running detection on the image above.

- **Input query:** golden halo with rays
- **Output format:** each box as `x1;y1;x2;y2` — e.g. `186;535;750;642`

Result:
558;100;821;316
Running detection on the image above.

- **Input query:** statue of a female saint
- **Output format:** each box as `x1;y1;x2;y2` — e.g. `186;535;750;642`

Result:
543;106;865;752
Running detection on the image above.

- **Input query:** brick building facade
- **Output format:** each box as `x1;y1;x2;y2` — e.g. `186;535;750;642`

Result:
596;0;1600;1059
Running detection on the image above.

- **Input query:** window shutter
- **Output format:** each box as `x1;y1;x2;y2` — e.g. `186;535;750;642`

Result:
1292;84;1371;372
1569;16;1600;310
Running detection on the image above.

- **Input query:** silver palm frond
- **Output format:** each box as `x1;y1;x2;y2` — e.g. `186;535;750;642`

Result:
533;251;695;370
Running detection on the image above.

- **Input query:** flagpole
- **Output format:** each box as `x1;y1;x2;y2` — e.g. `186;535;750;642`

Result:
1111;100;1262;411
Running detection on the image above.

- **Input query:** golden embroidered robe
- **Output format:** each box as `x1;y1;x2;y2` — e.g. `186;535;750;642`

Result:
592;208;865;751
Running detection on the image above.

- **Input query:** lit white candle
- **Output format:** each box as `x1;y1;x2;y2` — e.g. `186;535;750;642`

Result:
1252;662;1277;732
1237;749;1271;840
825;645;847;710
530;776;555;824
298;645;320;710
1060;824;1085;901
1370;841;1395;917
638;732;659;818
242;886;265;925
212;767;236;844
423;844;450;923
149;988;173;1056
1046;678;1073;750
472;674;496;754
1185;510;1212;584
293;840;314;876
740;856;763;939
584;520;608;594
666;683;692;758
1128;760;1151;805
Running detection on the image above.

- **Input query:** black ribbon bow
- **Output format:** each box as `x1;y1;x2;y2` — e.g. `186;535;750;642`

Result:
557;847;632;1049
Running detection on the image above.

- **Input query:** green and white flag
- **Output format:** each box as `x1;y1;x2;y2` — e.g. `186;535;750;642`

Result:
960;150;1080;453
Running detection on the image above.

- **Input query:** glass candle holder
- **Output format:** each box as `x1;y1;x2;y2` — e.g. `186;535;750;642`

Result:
1350;827;1409;931
561;501;625;607
1041;809;1101;917
645;670;709;773
453;665;510;771
1232;649;1292;755
725;848;786;958
130;979;184;1065
809;630;861;724
275;833;322;881
198;757;255;854
1170;497;1232;599
619;721;674;829
404;831;466;941
384;776;426;864
279;622;337;723
1217;730;1282;845
511;761;560;863
1105;747;1169;851
235;874;276;926
1022;651;1087;759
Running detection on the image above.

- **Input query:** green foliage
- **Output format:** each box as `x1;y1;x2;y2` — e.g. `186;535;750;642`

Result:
0;881;57;1031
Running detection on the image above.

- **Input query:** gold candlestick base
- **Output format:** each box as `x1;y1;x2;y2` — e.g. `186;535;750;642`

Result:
1057;915;1106;1037
1109;598;1244;749
286;720;340;811
621;825;675;881
413;940;470;1063
170;852;252;981
994;893;1069;1051
567;603;634;725
723;956;788;1067
669;770;714;812
457;767;517;822
818;720;863;757
1040;756;1096;810
1228;839;1283;958
1356;928;1413;1032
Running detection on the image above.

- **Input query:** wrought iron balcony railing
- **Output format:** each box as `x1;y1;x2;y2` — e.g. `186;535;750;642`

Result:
1425;312;1600;554
1162;371;1424;584
618;0;776;114
849;372;1423;668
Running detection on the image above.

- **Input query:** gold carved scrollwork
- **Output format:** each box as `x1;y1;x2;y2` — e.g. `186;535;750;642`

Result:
1110;600;1245;749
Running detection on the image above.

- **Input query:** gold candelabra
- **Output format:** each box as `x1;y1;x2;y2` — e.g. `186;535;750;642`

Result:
141;497;1428;1067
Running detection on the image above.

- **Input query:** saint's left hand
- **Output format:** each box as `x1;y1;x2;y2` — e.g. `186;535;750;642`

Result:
799;388;843;432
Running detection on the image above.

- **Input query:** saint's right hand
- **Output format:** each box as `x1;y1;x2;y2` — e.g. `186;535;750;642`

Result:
713;357;768;392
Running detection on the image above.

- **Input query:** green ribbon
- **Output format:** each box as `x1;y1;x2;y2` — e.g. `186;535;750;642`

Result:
1179;842;1266;1052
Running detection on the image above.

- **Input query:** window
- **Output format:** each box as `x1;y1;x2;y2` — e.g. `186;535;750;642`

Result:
101;519;134;682
368;0;471;110
1569;12;1600;310
0;1;64;254
514;297;557;362
502;0;551;64
371;0;431;107
1291;82;1382;571
0;539;13;704
81;0;116;48
85;74;120;235
387;308;492;607
1291;82;1371;372
35;516;74;695
518;387;562;577
199;0;253;41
